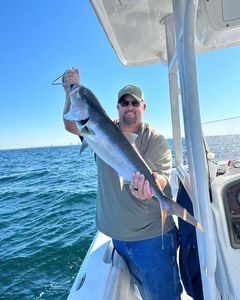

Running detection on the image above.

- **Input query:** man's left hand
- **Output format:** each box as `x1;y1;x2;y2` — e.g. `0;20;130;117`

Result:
130;172;152;199
130;172;166;200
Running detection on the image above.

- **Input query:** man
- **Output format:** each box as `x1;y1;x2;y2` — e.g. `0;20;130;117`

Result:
62;68;182;300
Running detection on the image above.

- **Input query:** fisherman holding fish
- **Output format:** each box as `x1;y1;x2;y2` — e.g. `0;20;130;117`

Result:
62;67;184;299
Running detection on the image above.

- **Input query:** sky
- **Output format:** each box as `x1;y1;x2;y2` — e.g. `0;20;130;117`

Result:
0;0;240;150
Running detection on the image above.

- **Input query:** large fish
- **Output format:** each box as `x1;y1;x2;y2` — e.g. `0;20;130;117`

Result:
65;84;203;232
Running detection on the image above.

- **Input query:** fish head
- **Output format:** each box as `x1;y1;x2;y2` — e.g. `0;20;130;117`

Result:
64;85;90;123
64;84;107;125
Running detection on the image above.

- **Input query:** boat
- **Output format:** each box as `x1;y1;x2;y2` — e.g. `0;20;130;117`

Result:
67;0;240;299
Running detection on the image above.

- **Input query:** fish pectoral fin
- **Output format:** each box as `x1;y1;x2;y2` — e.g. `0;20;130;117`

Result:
80;125;94;136
80;140;89;154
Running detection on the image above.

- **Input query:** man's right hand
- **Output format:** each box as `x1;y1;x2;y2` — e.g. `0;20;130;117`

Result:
62;67;82;136
62;68;80;93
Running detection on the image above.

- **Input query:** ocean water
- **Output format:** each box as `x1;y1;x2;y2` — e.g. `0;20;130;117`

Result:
0;146;97;300
0;135;239;299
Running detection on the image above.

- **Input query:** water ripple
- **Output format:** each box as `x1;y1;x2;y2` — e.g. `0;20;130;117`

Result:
0;146;97;299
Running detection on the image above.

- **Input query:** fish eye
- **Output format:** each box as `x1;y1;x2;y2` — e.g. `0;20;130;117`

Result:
82;94;88;103
79;93;87;103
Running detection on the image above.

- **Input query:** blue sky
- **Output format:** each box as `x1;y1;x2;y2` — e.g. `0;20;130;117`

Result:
0;0;239;149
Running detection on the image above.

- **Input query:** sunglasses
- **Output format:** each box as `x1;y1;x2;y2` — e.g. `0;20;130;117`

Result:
118;100;142;107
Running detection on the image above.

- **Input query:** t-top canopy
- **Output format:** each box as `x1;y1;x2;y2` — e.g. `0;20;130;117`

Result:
90;0;240;66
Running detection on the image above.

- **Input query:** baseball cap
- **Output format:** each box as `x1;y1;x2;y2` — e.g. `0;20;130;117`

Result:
118;85;144;102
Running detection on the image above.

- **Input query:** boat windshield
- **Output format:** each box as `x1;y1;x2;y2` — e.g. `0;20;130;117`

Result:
202;116;240;161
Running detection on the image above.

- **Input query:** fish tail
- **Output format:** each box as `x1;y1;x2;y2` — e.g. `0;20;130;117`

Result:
168;199;203;232
154;180;203;232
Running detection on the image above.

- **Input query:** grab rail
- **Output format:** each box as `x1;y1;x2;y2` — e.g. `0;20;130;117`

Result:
169;0;220;299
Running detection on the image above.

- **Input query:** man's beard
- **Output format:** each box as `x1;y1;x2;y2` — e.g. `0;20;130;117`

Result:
122;111;137;125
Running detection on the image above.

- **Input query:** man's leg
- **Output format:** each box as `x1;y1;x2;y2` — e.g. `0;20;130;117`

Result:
113;227;183;300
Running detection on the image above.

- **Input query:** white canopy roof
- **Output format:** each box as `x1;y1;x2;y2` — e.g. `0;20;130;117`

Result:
90;0;240;66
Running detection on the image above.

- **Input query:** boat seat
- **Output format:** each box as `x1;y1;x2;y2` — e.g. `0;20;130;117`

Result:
68;232;141;300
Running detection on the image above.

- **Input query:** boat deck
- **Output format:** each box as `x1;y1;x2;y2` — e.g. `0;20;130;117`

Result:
68;231;193;300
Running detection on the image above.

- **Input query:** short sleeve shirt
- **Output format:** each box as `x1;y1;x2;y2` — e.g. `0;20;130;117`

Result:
95;122;175;241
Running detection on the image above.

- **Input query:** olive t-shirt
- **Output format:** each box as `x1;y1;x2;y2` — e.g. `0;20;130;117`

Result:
95;122;175;241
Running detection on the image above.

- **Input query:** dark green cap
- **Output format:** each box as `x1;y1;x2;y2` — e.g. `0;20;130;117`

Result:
118;85;144;102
